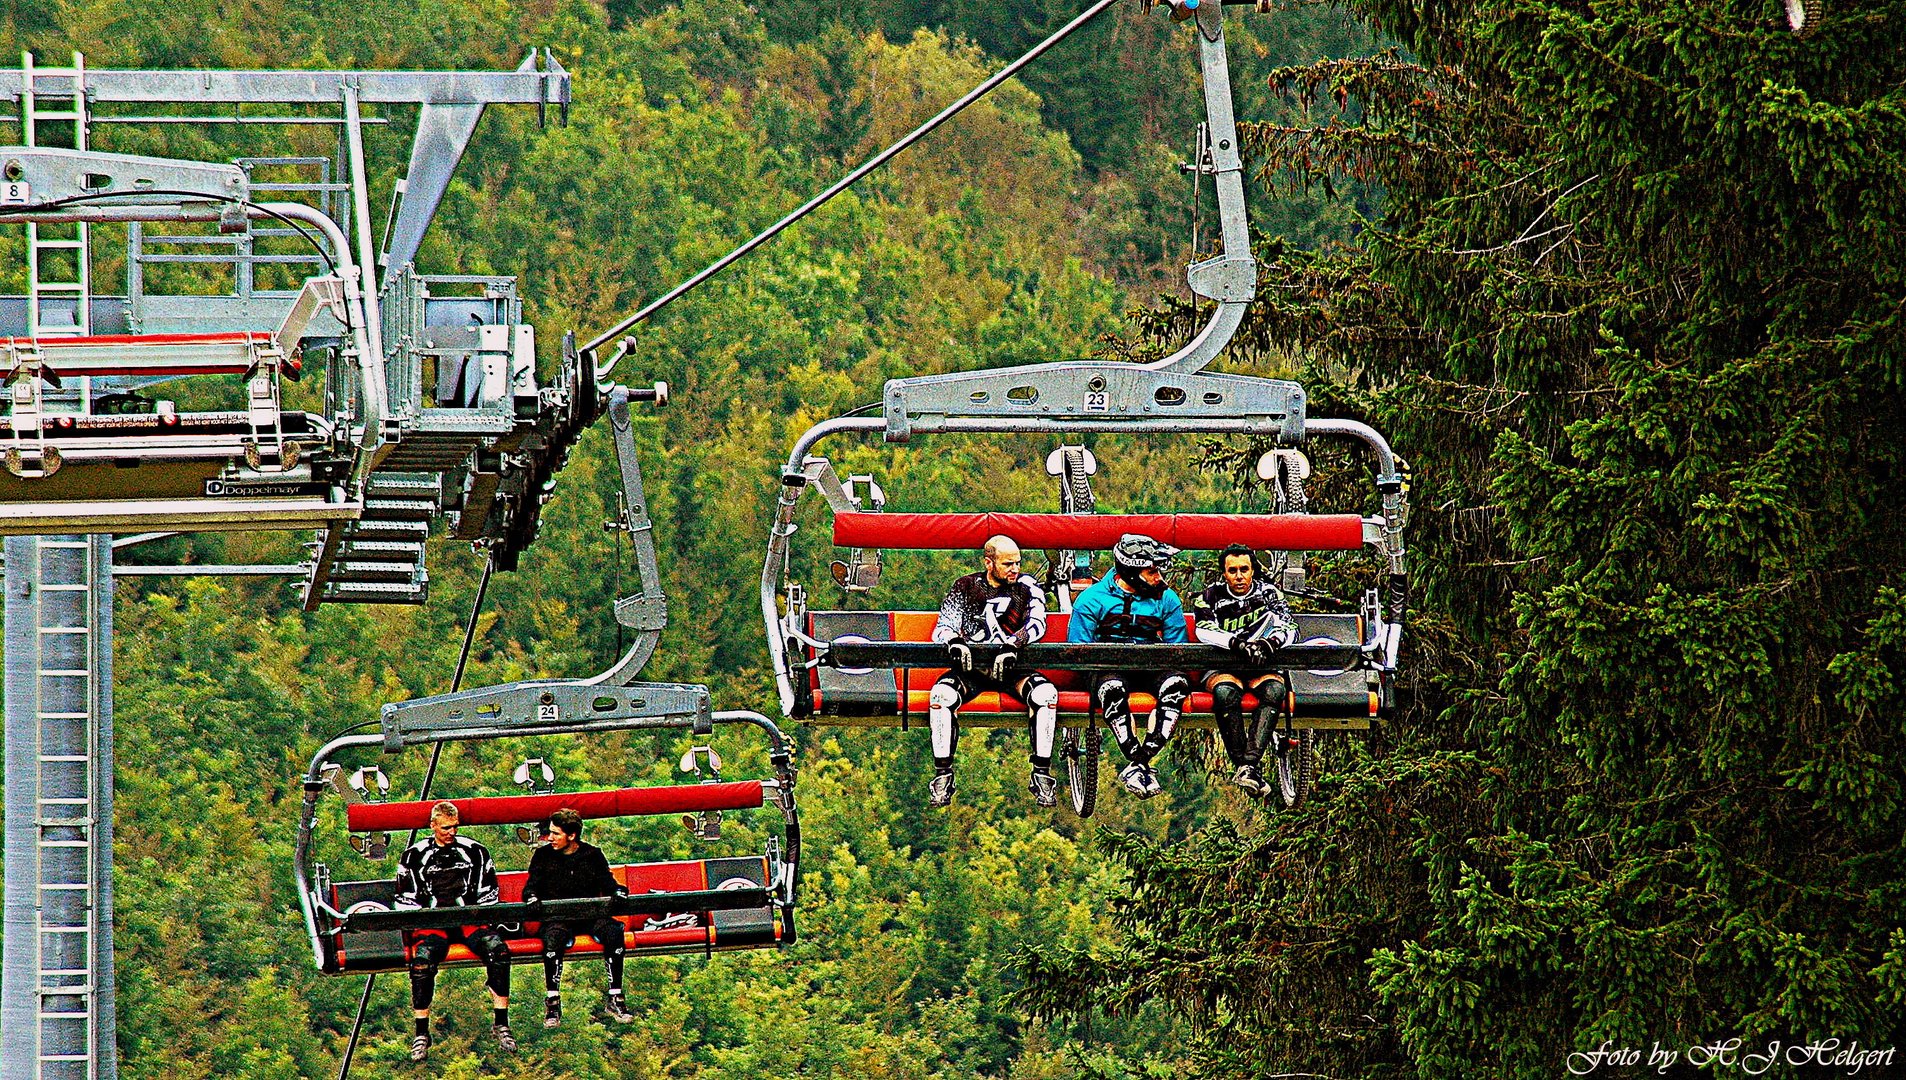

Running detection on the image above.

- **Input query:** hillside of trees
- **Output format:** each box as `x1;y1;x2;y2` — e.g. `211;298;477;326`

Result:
5;0;1900;1076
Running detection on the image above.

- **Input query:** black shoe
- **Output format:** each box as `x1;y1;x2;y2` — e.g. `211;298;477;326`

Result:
928;771;956;808
408;1035;430;1062
494;1024;517;1052
544;998;562;1029
605;991;635;1023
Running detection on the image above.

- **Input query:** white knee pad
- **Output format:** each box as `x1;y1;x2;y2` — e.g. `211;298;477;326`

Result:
1157;674;1190;706
929;683;962;712
1026;681;1059;709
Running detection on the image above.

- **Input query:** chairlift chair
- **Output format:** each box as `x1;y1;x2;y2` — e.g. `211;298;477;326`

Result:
759;1;1409;817
295;386;800;972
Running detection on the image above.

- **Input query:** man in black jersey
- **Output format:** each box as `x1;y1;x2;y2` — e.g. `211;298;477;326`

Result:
523;807;635;1028
392;801;514;1061
928;534;1061;808
1192;543;1299;796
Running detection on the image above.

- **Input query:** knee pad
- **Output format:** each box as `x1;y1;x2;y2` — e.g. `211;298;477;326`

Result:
1026;679;1058;709
1210;680;1243;710
1157;674;1190;707
1096;679;1128;709
408;965;438;1009
929;682;962;711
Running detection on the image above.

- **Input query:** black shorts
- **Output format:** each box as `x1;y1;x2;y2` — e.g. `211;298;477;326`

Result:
410;924;508;969
541;917;627;956
936;667;1049;704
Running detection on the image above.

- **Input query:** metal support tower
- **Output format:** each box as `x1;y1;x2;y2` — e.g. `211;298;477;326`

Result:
0;52;571;1080
3;536;115;1080
6;60;112;1079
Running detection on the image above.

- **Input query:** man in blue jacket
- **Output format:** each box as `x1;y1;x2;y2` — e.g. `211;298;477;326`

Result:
1068;534;1190;798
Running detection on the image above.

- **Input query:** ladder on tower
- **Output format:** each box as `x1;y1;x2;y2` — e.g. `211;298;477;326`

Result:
6;535;112;1080
19;53;93;345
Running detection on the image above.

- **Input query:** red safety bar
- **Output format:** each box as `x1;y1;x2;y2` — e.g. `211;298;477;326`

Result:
346;782;765;832
832;512;1365;551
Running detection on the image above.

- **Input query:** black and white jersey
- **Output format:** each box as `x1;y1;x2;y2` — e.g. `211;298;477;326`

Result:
1193;578;1297;650
932;572;1048;647
393;834;501;909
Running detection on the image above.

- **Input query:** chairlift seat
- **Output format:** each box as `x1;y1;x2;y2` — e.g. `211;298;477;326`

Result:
802;610;1386;729
318;856;785;974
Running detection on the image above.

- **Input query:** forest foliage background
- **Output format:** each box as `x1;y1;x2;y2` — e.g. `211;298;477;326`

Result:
2;0;1902;1076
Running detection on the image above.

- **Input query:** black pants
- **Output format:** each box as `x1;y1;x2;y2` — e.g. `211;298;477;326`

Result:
541;918;627;993
409;925;510;1009
1209;672;1290;767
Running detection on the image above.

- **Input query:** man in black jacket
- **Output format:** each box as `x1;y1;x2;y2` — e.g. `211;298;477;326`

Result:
523;807;634;1027
393;800;514;1061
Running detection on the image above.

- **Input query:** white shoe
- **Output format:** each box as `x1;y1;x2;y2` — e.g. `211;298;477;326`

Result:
1141;767;1163;798
928;771;956;807
1232;765;1270;797
1118;763;1149;797
1029;769;1058;807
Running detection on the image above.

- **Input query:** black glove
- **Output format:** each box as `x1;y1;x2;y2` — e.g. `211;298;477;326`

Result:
991;648;1018;682
946;637;975;672
1241;638;1275;666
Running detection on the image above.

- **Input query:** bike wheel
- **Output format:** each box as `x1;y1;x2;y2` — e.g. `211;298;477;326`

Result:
1063;724;1100;818
1274;727;1315;810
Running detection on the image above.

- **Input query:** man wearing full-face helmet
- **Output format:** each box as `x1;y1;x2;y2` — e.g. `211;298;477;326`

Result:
1067;534;1190;798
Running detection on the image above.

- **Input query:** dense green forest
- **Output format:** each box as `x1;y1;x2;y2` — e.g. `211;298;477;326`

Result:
4;0;1902;1075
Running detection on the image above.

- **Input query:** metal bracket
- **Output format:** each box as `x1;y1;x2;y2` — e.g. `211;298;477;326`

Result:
0;147;249;207
513;756;555;793
819;468;884;593
1046;444;1099;601
379;679;712;750
1186;253;1257;302
679;746;724;839
882;363;1307;442
3;361;54;479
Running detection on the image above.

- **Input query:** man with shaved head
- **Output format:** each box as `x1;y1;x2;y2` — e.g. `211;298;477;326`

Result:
927;534;1059;808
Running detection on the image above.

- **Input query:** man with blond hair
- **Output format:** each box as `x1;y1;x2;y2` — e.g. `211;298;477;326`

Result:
927;534;1060;807
392;800;514;1060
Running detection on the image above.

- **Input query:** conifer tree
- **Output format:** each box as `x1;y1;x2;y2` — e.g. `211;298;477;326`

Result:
1021;0;1906;1074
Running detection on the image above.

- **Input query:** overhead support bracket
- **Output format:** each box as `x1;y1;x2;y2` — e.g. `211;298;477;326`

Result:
881;364;1307;444
0;148;248;206
1;65;570;107
378;680;712;751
